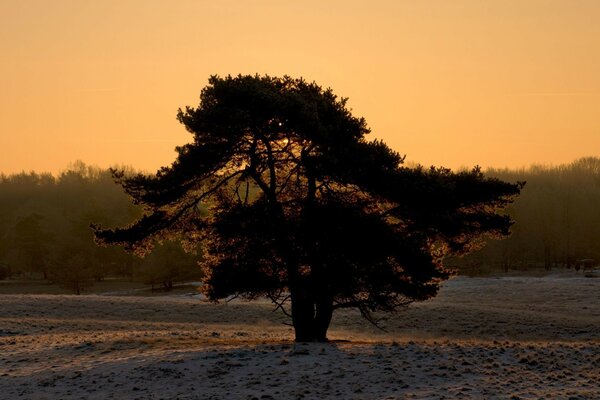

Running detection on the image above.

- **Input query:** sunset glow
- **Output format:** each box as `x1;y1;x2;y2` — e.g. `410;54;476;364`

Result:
1;0;599;174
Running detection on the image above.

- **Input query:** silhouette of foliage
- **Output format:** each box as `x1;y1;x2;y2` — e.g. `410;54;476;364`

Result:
94;74;522;341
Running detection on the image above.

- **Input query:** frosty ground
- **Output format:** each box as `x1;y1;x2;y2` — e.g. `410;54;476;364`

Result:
1;274;599;399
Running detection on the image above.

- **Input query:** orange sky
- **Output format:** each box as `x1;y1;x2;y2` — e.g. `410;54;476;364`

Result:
1;0;599;175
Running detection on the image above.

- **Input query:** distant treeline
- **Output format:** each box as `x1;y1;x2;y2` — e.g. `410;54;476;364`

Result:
457;157;600;273
0;161;201;293
2;158;600;287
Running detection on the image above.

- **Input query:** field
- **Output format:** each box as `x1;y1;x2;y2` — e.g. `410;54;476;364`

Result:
1;273;599;399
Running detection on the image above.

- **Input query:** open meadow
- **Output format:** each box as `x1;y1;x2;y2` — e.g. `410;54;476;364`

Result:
1;273;599;399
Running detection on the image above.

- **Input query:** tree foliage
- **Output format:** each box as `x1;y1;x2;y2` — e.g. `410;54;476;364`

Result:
94;74;522;341
13;213;50;279
139;239;202;291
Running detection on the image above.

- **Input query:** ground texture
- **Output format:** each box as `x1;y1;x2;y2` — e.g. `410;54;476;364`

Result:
1;274;599;399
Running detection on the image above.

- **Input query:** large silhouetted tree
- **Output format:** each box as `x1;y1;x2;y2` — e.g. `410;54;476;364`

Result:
94;74;522;342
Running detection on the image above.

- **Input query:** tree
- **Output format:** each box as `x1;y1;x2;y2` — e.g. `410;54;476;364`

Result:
94;74;522;342
50;243;95;295
13;213;51;279
139;239;202;291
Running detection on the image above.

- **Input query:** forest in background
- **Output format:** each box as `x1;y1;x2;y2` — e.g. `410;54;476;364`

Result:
456;156;600;274
0;161;201;293
1;157;599;292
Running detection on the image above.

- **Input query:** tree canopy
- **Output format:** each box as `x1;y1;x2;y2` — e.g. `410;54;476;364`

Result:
94;74;522;341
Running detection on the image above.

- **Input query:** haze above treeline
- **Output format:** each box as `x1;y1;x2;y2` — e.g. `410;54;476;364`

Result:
1;157;599;291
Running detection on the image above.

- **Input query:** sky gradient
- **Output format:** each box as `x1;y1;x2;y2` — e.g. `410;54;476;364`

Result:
1;0;599;174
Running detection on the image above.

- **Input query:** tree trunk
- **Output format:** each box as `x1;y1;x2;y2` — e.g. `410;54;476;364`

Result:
314;294;333;341
291;289;314;342
290;288;333;342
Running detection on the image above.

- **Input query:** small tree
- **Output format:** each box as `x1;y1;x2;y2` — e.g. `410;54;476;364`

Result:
0;263;9;280
139;240;202;291
50;244;95;295
13;213;51;279
94;75;522;341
